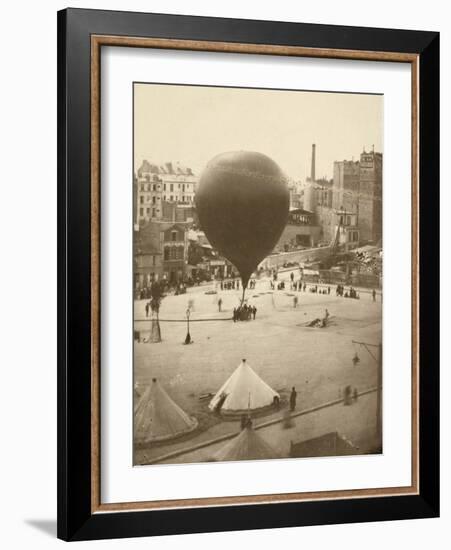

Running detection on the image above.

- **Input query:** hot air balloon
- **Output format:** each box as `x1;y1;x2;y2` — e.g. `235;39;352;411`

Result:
195;151;290;299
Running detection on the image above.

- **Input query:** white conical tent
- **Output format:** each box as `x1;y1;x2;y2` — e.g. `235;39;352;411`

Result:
212;424;280;462
209;359;279;414
135;378;198;442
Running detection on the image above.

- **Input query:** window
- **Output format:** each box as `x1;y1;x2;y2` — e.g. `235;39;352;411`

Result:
152;196;156;204
171;231;177;241
146;208;150;214
153;184;156;191
182;184;185;192
140;196;144;204
152;208;156;217
152;255;156;267
170;247;177;260
170;184;174;192
164;247;170;261
177;246;184;260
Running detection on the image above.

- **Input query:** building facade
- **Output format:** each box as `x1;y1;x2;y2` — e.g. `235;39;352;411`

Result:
135;160;197;224
332;151;382;245
357;150;383;244
332;159;360;213
333;208;360;250
134;220;189;286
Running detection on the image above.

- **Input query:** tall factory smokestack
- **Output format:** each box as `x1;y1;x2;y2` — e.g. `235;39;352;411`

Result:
310;143;316;182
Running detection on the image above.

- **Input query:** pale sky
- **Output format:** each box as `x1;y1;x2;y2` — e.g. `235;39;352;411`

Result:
134;83;383;181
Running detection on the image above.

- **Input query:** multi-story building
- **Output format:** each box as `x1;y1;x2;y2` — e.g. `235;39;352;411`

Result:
134;220;189;285
332;159;360;213
358;150;382;244
135;160;197;224
287;178;303;209
333;208;360;250
332;151;382;244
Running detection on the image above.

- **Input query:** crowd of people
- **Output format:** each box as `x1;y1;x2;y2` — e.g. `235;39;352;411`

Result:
336;284;360;299
219;278;258;291
233;304;257;322
220;279;240;291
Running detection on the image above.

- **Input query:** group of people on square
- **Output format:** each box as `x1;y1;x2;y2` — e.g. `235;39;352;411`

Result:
336;284;360;299
220;279;240;291
233;303;257;322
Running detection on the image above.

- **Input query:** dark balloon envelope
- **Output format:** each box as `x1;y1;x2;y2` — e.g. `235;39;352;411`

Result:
195;151;290;288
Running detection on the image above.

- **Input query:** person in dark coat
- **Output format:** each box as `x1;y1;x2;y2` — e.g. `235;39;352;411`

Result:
145;302;150;317
252;306;257;320
372;289;376;302
289;387;297;411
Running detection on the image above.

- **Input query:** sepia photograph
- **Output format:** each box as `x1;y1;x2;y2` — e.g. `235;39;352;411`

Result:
132;82;383;466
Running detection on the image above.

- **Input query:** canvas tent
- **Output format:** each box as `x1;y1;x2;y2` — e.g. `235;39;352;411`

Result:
209;359;279;415
212;422;280;462
135;378;198;442
289;431;359;458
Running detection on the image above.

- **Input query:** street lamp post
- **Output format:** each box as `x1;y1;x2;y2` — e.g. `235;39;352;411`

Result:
184;307;192;345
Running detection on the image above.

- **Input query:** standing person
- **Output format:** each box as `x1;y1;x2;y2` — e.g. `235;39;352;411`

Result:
252;306;257;320
290;272;294;283
293;296;298;308
303;282;307;292
372;289;376;302
290;387;297;412
145;302;150;317
327;286;331;295
218;298;222;312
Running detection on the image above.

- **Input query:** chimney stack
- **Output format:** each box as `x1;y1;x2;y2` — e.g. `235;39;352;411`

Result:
311;143;316;182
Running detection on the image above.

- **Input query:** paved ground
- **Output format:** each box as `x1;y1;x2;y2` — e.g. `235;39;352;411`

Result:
156;391;378;465
134;269;382;465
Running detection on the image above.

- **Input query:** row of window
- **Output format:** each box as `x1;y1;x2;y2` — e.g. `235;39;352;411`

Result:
164;246;184;261
139;183;192;192
139;207;158;217
140;195;192;204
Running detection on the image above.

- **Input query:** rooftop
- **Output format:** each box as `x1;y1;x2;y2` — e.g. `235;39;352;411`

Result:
138;159;195;177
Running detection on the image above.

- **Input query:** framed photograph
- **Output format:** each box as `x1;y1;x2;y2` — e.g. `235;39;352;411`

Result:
57;8;439;541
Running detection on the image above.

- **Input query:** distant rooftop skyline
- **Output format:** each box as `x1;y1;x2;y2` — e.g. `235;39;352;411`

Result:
134;83;383;181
